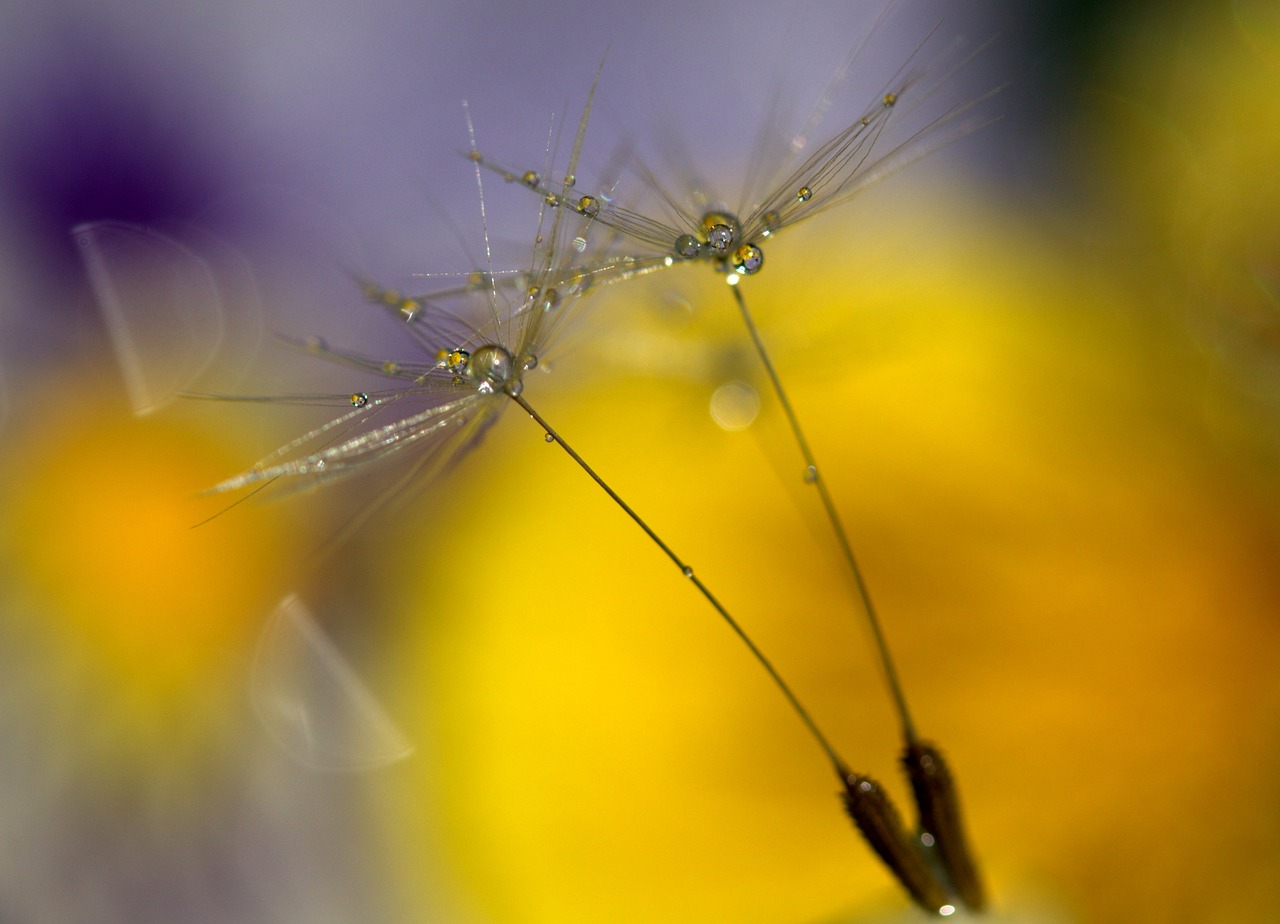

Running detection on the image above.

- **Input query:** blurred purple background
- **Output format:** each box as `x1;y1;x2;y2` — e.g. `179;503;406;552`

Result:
16;3;1274;924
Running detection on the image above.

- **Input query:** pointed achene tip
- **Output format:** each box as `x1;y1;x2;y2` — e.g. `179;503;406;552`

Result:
903;740;987;913
840;770;953;915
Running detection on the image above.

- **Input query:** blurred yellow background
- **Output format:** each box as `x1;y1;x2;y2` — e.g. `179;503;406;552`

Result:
1;2;1278;923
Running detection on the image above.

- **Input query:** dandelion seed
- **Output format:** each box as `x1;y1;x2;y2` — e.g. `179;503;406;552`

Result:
201;55;966;917
466;5;995;912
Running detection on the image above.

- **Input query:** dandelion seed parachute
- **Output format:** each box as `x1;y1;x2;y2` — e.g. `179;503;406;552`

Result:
202;55;975;917
464;7;996;914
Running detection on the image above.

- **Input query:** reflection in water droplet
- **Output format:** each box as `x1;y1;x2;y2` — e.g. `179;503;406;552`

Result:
705;224;735;254
804;465;818;484
732;243;764;275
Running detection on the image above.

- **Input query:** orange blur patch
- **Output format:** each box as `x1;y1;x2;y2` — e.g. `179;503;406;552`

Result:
1;385;298;701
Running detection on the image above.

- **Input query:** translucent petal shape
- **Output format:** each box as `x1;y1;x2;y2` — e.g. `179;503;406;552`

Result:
251;593;413;772
73;221;226;415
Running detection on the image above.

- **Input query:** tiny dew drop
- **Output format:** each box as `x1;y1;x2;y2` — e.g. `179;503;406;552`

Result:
804;464;818;484
705;223;735;255
576;195;599;218
544;433;554;443
521;170;540;188
440;348;471;375
732;243;764;275
674;234;701;260
681;566;694;578
350;392;369;408
796;186;813;202
882;91;898;108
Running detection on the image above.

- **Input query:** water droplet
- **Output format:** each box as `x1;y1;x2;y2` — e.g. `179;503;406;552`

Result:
804;465;818;484
442;349;470;375
796;186;813;202
732;243;764;275
673;234;701;260
350;392;369;408
467;344;516;394
572;235;587;252
305;336;328;353
521;170;540;188
760;210;782;236
382;360;401;375
576;195;599;218
681;566;694;578
563;173;576;188
882;91;897;108
705;223;735;255
544;433;554;443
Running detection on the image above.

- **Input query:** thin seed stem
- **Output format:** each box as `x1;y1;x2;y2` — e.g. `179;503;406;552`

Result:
727;281;918;745
509;391;850;778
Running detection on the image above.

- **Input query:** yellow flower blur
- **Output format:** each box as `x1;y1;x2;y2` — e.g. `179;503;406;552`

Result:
374;175;1280;922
